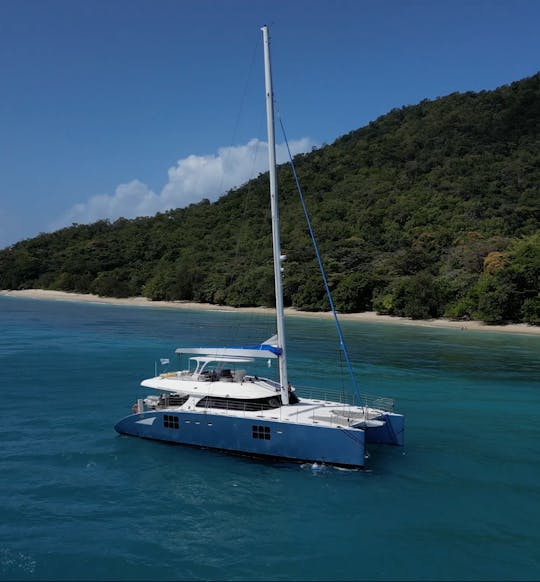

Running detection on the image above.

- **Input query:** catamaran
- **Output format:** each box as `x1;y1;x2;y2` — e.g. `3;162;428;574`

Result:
115;26;404;468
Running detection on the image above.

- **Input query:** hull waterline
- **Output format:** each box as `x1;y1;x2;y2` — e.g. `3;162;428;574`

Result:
115;409;369;468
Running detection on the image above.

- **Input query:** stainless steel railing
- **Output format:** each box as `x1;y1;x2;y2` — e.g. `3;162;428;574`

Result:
294;384;394;411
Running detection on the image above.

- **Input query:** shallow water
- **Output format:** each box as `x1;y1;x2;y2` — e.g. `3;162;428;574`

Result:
0;296;539;580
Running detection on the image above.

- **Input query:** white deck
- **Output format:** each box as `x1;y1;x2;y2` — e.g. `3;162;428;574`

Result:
140;370;389;430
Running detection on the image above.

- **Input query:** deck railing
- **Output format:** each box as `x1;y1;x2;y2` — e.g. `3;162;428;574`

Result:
243;377;394;412
182;394;393;428
294;385;395;412
149;386;394;414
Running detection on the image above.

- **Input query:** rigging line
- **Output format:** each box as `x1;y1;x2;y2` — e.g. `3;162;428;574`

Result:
228;36;264;254
229;113;272;310
220;38;272;343
236;133;279;338
276;114;363;403
227;36;279;340
216;36;260;198
338;348;346;400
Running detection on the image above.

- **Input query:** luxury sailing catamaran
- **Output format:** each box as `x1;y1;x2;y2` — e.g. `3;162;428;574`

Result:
115;26;404;468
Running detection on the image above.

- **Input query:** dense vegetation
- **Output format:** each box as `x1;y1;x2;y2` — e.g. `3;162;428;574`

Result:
1;74;539;324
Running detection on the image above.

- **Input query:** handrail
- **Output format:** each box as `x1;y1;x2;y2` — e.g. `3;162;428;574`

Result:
147;384;393;413
294;385;394;411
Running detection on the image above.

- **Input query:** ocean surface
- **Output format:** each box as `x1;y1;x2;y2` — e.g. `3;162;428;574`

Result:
0;296;539;581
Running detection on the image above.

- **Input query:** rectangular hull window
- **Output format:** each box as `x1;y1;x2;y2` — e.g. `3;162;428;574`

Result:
164;415;179;429
252;425;271;440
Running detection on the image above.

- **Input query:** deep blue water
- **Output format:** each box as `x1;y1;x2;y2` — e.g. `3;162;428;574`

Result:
1;296;539;581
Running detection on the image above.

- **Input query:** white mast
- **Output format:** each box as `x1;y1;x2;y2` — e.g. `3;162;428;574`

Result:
261;25;289;405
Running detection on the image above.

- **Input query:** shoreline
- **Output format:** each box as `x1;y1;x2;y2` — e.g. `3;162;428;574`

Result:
1;288;539;336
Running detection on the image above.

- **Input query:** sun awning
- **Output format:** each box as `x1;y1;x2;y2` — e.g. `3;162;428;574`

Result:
176;346;279;359
188;356;255;363
175;336;282;359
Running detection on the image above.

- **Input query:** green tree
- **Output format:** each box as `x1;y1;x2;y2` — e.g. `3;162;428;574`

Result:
1;73;538;322
522;295;540;325
381;273;444;319
333;272;374;312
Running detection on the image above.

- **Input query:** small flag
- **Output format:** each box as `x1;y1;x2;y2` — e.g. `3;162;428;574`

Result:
160;358;170;365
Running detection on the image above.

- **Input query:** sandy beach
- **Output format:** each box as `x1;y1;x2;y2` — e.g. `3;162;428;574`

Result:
1;288;539;336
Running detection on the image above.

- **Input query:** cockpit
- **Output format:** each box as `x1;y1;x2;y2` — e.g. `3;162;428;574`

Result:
189;355;253;383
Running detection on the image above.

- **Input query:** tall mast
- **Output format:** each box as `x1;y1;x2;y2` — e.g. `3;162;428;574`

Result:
261;25;289;405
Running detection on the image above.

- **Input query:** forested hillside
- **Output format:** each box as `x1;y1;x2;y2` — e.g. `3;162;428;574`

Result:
1;73;539;323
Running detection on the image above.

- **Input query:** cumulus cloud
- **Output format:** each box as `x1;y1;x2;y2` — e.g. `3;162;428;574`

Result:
53;137;314;228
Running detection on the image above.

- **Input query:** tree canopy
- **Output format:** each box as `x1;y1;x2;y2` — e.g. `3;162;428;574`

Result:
1;73;539;324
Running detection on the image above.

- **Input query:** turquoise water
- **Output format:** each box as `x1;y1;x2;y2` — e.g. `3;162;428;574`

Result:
1;296;539;581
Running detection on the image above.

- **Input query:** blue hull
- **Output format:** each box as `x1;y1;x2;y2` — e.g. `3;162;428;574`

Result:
115;410;367;468
365;412;405;446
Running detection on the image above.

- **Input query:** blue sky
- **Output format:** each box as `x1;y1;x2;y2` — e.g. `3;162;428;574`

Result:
1;0;539;249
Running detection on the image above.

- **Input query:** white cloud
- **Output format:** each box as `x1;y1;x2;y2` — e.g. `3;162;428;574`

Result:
53;137;314;228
